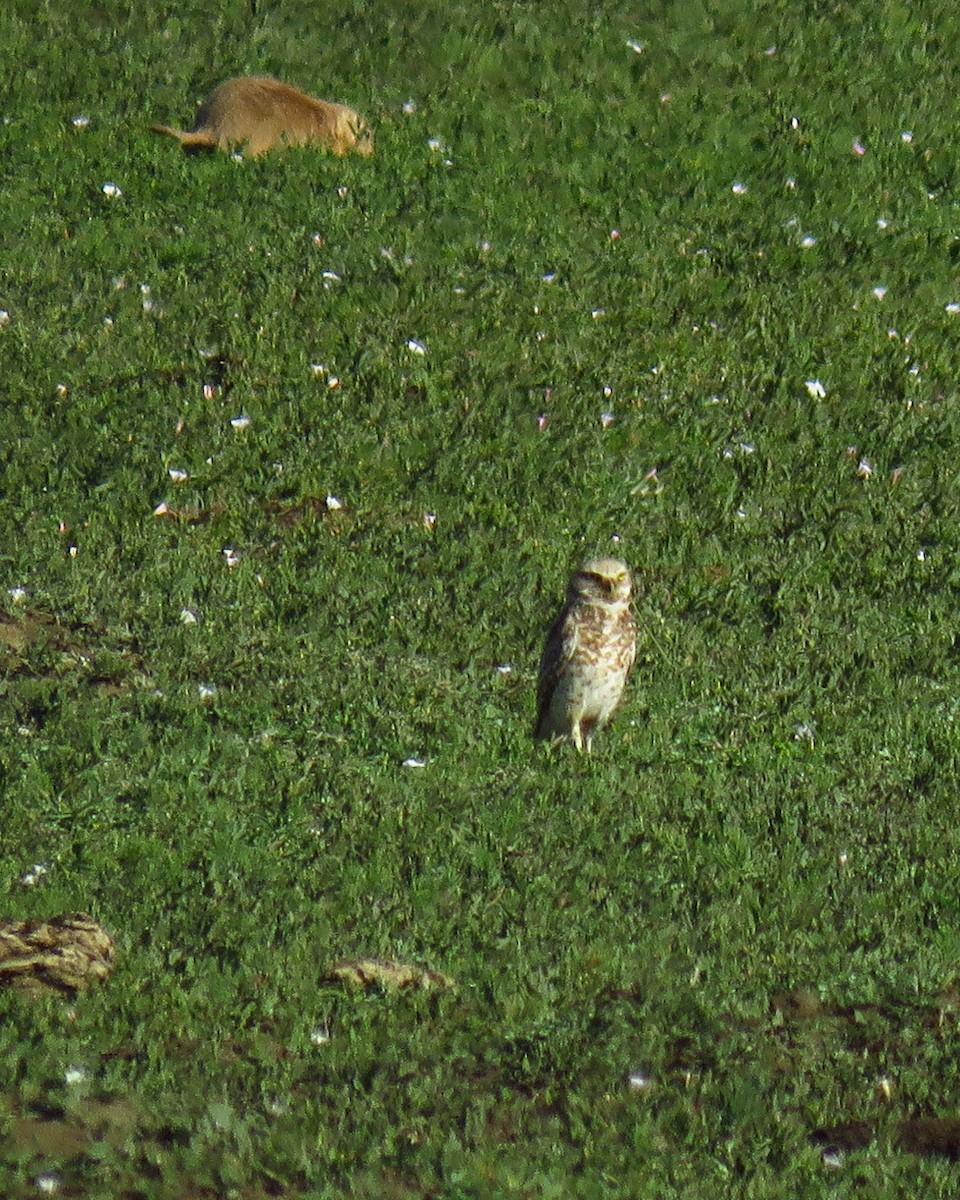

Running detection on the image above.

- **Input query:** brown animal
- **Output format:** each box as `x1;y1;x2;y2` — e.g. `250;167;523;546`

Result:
150;75;374;158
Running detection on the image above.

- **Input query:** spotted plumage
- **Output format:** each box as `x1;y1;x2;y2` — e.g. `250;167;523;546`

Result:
534;556;636;753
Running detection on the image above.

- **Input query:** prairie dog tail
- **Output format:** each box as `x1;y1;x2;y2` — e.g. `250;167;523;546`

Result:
148;124;218;151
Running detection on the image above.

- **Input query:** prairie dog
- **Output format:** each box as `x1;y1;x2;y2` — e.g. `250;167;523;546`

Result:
150;76;374;158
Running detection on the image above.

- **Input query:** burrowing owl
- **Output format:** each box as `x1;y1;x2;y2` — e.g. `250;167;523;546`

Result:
534;556;636;753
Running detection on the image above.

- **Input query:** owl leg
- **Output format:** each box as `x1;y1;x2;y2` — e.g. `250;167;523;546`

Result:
571;723;585;753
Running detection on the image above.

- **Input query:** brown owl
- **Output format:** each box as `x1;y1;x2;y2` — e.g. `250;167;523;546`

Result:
534;556;636;753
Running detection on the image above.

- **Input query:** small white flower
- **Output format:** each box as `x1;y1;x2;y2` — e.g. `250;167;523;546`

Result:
877;217;889;229
427;137;445;152
537;414;549;431
785;176;797;189
311;232;324;247
325;495;343;511
168;468;189;483
321;270;341;282
101;182;122;198
153;501;170;517
731;182;748;195
790;116;800;130
72;115;91;128
946;303;960;314
541;273;557;283
8;586;27;603
822;1149;842;1169
0;309;9;325
336;186;349;199
591;308;605;319
804;379;826;399
600;412;615;428
627;1072;651;1091
203;383;216;399
422;512;437;530
402;757;426;768
609;229;621;241
310;1026;331;1046
495;664;513;675
857;459;873;479
223;548;240;568
406;338;426;355
310;362;328;376
179;608;199;625
327;376;340;390
64;1066;89;1086
402;99;417;114
901;131;913;143
837;851;848;867
794;722;816;743
230;414;251;429
852;139;867;156
197;684;218;701
22;862;49;887
625;39;644;54
801;235;817;248
872;286;887;299
602;385;613;397
917;548;927;562
34;1173;61;1195
68;545;78;558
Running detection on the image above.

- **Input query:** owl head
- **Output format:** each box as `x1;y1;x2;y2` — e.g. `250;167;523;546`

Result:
571;557;633;604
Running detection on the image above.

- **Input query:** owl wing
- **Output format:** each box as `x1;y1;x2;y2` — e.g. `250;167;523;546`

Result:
534;606;579;737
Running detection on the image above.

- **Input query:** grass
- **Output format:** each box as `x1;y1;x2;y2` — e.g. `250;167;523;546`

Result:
4;0;960;1194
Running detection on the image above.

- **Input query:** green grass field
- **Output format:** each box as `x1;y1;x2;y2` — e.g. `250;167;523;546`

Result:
4;0;960;1194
